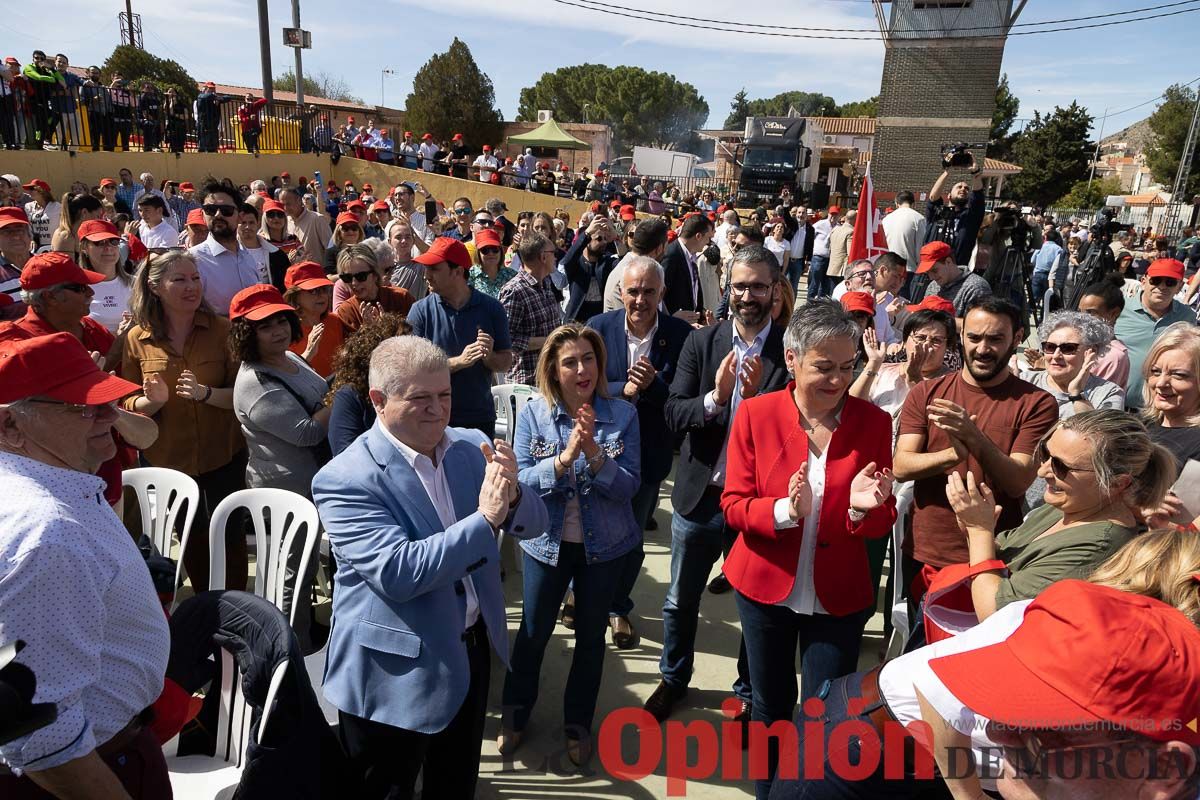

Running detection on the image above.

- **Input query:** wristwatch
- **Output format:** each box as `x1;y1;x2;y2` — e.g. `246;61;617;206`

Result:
1067;393;1086;403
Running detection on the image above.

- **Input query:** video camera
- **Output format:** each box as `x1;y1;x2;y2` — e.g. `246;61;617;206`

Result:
1090;207;1133;241
941;142;990;168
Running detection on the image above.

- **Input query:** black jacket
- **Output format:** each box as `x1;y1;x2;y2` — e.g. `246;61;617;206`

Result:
665;320;789;516
661;240;703;315
560;229;620;322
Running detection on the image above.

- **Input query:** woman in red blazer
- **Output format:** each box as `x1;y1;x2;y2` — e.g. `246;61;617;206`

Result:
721;299;896;800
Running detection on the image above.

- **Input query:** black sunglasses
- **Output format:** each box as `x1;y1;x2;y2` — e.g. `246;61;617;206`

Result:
340;224;361;232
265;211;285;219
1041;341;1081;356
1148;276;1180;288
202;203;236;217
1037;440;1096;481
339;270;374;284
479;246;501;255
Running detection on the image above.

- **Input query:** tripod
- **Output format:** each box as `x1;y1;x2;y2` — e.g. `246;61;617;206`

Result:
984;245;1039;324
1064;238;1114;311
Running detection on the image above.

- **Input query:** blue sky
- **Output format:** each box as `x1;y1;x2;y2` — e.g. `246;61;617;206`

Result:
6;0;1196;140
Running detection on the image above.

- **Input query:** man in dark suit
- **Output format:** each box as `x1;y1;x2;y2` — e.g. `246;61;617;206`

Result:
661;212;716;322
586;256;691;650
646;243;791;724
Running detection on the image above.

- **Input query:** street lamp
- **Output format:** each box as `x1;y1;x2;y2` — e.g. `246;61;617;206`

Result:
381;68;397;107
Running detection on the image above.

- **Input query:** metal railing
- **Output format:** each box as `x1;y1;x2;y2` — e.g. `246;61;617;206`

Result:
0;83;324;154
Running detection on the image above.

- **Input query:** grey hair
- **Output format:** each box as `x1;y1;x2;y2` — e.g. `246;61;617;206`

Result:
250;179;268;192
368;336;448;398
1038;310;1113;357
20;283;70;312
783;298;861;357
622;255;665;285
732;243;782;282
847;258;873;274
139;172;153;181
359;236;397;269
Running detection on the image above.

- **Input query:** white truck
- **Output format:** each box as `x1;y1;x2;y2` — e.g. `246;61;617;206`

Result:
627;146;701;178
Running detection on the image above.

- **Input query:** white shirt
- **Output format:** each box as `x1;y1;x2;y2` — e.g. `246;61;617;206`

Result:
625;318;658;371
473;154;499;183
190;235;269;316
789;224;808;259
377;425;490;630
137;219;177;249
419;141;439;171
765;236;790;267
88;275;134;333
882;205;927;272
0;452;169;773
812;218;835;257
705;320;772;486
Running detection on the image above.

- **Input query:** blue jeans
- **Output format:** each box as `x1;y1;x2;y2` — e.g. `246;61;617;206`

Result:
767;670;950;800
503;542;625;734
660;488;752;701
787;258;805;293
1030;271;1049;305
609;480;660;618
807;255;830;300
736;592;869;800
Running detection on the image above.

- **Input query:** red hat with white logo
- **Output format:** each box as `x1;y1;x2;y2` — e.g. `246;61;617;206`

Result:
0;333;140;404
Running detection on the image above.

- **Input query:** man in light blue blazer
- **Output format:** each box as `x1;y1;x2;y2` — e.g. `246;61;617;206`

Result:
312;335;547;800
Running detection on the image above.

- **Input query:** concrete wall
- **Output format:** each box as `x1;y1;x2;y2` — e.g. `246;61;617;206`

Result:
0;150;592;219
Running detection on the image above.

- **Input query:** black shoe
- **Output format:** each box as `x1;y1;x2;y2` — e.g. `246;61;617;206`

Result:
644;680;688;722
645;515;658;531
732;699;753;749
707;574;731;594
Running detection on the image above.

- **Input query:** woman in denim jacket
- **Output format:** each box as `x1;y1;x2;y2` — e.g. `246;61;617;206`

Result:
500;323;641;765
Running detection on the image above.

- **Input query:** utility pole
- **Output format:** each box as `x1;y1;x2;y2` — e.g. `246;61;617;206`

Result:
291;0;305;106
257;0;273;102
1165;88;1200;239
1086;106;1109;199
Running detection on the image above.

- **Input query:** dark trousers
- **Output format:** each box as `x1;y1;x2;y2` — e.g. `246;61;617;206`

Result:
244;128;260;153
338;622;491;800
0;726;172;799
141;120;160;152
736;592;869;800
87;110;112;151
609;479;660;618
0;96;17;149
113;118;131;151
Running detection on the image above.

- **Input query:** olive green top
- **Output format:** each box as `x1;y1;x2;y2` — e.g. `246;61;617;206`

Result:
993;504;1136;609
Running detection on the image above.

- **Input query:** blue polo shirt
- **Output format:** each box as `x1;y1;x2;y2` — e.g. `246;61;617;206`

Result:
1115;294;1197;409
408;288;512;426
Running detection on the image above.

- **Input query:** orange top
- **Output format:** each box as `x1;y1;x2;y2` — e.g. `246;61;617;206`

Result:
289;313;347;379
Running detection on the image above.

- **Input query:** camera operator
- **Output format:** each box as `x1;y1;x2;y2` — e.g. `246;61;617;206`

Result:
924;149;985;268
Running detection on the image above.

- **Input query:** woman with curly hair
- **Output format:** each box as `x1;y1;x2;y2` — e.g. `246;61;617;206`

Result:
326;312;412;455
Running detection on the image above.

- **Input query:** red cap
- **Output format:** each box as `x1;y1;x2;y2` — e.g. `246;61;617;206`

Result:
204;81;215;89
345;200;367;213
280;171;290;178
0;333;140;405
473;229;502;250
504;158;513;165
0;207;30;229
228;284;296;322
22;179;50;194
100;177;117;188
828;205;841;214
539;161;549;169
371;200;390;214
20;252;106;291
186;208;207;227
423;133;433;140
284;261;333;291
908;295;955;315
344;180;354;186
347;116;355;123
931;580;1200;745
609;200;621;208
452;133;463;141
840;291;875;315
77;219;121;242
335;211;361;228
482;144;492;152
619;205;637;221
262;199;285;215
404;131;412;137
178;181;195;191
917;240;954;274
126;234;148;263
379;129;388;136
1147;258;1186;281
361;183;373;192
414;237;472;268
3;57;19;66
589;201;603;213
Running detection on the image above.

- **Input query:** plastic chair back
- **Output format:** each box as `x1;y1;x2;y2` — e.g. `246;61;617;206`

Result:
491;383;537;445
122;467;200;609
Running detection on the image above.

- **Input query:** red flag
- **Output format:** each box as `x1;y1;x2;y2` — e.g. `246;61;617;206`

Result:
849;164;890;263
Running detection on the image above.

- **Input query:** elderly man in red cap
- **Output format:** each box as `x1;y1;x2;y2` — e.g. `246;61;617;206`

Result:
1115;257;1197;411
0;333;170;799
0;206;32;314
418;132;439;172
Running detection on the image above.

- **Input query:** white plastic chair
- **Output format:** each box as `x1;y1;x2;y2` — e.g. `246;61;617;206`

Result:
122;467;200;610
491;383;537;446
884;482;915;660
208;489;321;628
165;650;288;800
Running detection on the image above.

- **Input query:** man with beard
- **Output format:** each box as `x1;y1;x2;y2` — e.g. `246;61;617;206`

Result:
646;244;791;724
894;296;1057;621
1114;258;1197;411
190;183;267;314
924;153;985;268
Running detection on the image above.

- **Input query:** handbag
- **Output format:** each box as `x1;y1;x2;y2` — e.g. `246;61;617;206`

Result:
922;559;1007;643
254;370;333;466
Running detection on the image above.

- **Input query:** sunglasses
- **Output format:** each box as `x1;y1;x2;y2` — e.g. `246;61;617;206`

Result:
1037;440;1096;481
202;203;237;217
454;208;473;215
340;224;362;233
1041;341;1081;355
478;246;501;256
265;211;285;219
86;238;121;248
59;283;91;294
1148;277;1180;288
339;270;375;284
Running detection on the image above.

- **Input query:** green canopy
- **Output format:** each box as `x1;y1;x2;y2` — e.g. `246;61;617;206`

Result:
506;118;589;150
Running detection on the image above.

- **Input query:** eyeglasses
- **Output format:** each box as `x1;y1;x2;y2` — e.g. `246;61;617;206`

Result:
454;208;473;215
730;282;774;298
849;270;874;281
87;238;120;248
59;283;91;294
339;270;375;284
472;218;494;226
26;398;115;418
265;211;285;219
1037;440;1096;481
340;225;361;233
202;204;236;217
1148;277;1180;288
1042;341;1081;356
1018;729;1140;775
909;334;947;347
479;246;501;255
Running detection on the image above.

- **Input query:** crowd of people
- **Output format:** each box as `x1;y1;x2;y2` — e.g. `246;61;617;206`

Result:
1;146;1200;800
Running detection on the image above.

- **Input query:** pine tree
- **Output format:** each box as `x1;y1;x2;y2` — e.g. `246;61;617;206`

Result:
724;89;751;130
1006;102;1094;206
404;39;504;147
1146;84;1200;196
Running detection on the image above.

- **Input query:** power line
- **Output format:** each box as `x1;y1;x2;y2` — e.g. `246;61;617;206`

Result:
1105;75;1200;119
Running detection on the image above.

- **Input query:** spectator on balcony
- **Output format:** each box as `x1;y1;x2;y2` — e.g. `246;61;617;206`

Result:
312;114;332;153
0;61;25;150
194;81;232;153
107;75;134;152
136;81;161;152
79;66;112;151
20;50;62;150
237;93;268;154
51;53;81;150
161;87;187;153
374;128;395;165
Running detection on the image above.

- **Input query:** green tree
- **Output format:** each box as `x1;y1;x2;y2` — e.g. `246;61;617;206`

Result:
989;74;1020;161
835;96;878;118
101;44;197;102
1006;102;1094;206
517;64;708;151
273;69;362;104
1146;84;1200;196
404;39;504;148
1054;175;1122;209
724;88;751;130
720;90;839;132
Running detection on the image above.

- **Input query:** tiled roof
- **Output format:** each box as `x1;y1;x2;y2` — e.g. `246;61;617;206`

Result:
809;116;876;136
983;158;1022;174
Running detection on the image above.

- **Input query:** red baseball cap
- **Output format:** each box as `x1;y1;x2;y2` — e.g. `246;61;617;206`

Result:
344;180;354;186
186;208;207;227
280;171;290;178
179;181;195;191
204;81;215;89
228;284;295;322
0;207;30;229
422;133;433;140
0;333;140;405
77;219;121;243
100;177;117;188
1147;258;1186;281
931;580;1200;745
840;291;875;315
22;179;50;195
20;252;106;291
828;205;841;214
361;183;373;192
262;199;285;215
371;200;390;214
482;144;492;152
414;237;472;268
917;240;954;274
619;205;637;221
347;116;355;123
335;211;361;228
284;261;333;291
345;200;367;213
609;200;621;209
126;234;148;263
473;229;502;250
379;129;388;136
908;295;955;315
404;130;412;137
452;133;463;141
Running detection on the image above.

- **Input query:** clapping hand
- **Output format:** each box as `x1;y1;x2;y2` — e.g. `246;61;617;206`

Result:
862;328;886;369
175;370;207;401
304;322;324;359
849;462;895;513
946;471;1000;535
906;338;937;383
1066;348;1097;397
481;439;520;503
360;302;383;327
624;356;657;398
738;354;764;399
478;459;512;528
143;373;169;406
928;400;982;449
787;463;813;522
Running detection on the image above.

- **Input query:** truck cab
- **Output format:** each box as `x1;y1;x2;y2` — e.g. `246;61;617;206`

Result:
736;116;810;208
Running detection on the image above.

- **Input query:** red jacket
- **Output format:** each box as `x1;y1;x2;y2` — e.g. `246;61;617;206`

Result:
237;98;268;133
720;385;896;616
